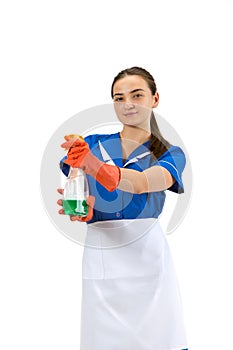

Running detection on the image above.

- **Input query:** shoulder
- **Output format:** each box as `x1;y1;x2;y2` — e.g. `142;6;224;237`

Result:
158;145;186;166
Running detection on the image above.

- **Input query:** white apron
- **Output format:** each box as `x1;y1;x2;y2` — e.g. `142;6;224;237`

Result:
80;218;188;350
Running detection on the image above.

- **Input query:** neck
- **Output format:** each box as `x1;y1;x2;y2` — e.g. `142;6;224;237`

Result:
120;125;151;144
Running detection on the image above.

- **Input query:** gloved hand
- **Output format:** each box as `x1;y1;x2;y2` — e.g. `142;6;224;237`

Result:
61;135;121;192
57;188;95;222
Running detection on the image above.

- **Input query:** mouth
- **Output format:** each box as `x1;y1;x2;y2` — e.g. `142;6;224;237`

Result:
123;111;138;117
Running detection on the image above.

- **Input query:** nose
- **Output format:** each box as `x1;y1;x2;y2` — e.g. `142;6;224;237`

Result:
124;98;134;110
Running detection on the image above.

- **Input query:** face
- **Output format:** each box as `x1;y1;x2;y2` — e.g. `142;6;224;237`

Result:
112;75;159;129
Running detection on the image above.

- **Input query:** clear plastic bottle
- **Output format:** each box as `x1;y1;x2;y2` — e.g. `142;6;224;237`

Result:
62;167;89;217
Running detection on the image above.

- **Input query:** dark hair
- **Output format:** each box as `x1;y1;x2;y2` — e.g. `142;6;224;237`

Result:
111;66;170;160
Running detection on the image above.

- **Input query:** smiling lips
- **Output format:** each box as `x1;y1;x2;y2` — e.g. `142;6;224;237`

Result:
123;111;138;117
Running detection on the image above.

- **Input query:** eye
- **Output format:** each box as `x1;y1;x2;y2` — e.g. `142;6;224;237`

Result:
114;97;124;102
133;94;143;99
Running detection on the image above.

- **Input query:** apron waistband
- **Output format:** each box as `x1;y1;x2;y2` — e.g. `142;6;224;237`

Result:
85;218;160;249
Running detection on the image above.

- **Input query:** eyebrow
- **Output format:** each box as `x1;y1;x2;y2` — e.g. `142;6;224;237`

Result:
113;88;145;97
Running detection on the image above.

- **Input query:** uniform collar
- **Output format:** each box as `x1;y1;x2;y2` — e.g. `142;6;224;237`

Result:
98;132;151;167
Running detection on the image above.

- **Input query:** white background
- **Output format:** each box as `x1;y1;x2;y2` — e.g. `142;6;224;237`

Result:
1;0;232;349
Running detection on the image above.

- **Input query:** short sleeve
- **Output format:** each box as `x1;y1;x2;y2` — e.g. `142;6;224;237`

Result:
59;155;69;176
157;146;186;193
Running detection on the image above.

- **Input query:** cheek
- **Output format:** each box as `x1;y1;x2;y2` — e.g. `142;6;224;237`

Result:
114;103;123;115
136;104;152;119
114;103;126;122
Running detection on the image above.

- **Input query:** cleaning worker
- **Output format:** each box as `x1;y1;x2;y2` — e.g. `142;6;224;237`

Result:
57;66;189;350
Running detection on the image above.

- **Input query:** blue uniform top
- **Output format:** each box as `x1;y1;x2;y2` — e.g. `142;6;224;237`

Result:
60;132;186;224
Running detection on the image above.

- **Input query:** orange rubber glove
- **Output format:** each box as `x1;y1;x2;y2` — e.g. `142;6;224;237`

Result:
61;136;121;192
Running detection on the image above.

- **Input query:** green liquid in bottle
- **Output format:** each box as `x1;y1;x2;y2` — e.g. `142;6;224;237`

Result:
62;199;88;217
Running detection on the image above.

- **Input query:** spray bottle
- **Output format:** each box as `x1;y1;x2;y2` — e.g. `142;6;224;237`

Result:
62;135;89;217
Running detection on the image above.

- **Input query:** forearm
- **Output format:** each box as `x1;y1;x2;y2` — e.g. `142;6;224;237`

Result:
118;166;175;194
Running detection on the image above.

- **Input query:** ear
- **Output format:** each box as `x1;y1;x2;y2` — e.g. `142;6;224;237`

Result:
152;92;159;108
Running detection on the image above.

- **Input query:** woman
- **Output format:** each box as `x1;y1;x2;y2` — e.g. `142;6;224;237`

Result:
58;67;188;350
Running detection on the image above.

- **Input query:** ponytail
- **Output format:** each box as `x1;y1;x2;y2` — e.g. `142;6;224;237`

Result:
149;112;170;160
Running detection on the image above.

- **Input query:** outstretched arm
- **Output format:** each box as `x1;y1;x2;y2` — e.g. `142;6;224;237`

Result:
118;166;175;194
61;136;175;194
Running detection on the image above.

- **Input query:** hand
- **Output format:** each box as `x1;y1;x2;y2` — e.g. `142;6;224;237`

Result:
60;134;121;192
61;134;84;150
57;188;95;222
61;137;90;168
